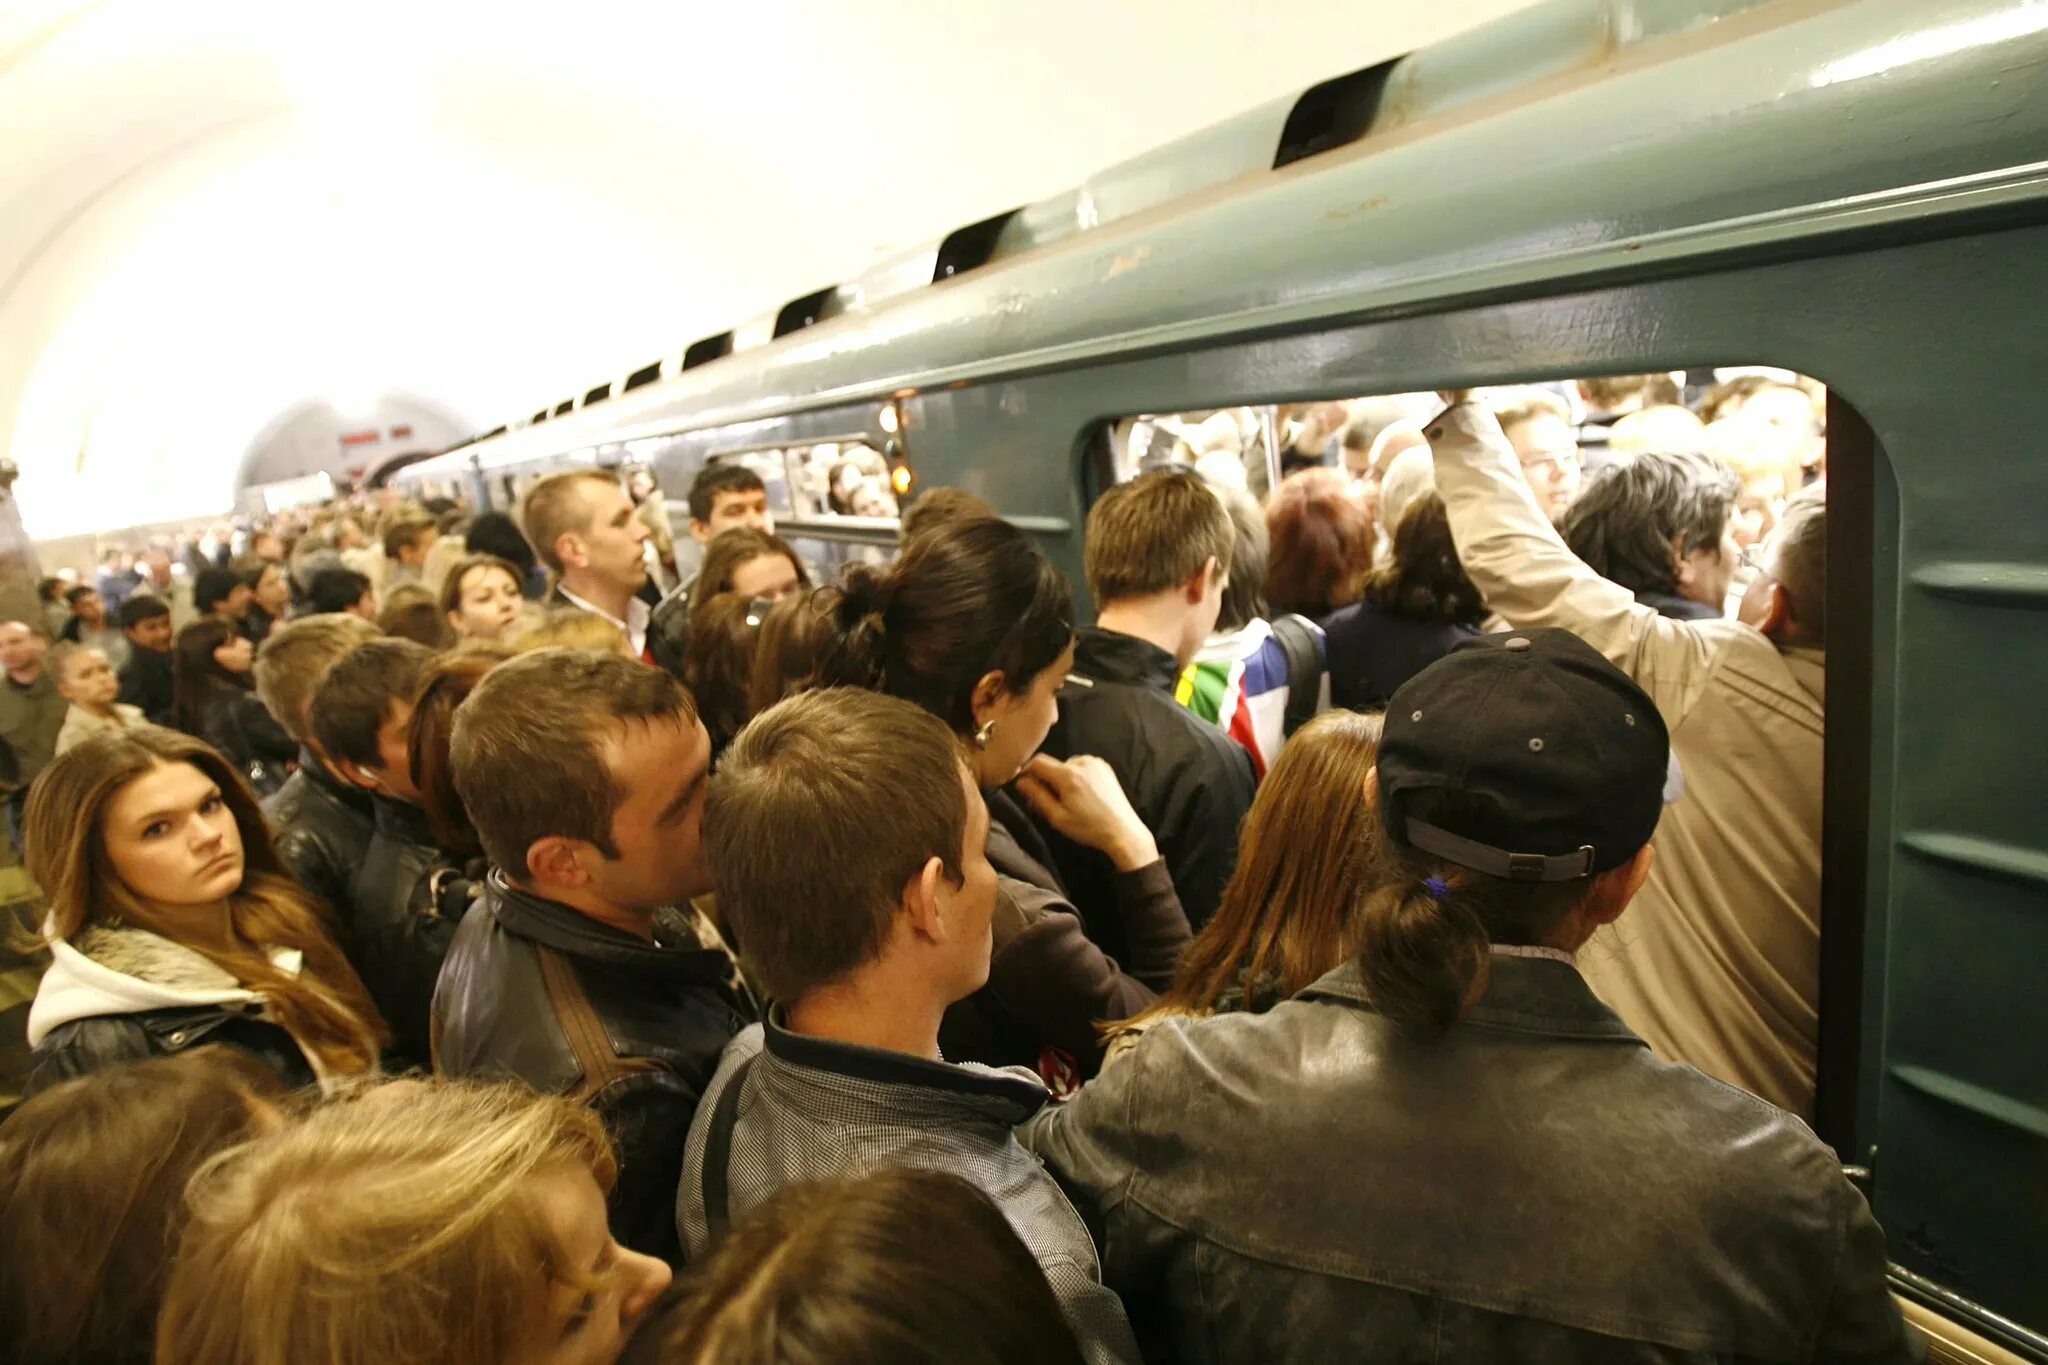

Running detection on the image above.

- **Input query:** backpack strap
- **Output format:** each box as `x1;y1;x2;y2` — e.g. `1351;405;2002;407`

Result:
1269;615;1327;738
700;1053;759;1245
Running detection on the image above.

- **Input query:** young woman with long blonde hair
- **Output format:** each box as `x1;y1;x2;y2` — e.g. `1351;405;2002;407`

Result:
22;726;387;1092
157;1080;671;1365
1103;708;1384;1064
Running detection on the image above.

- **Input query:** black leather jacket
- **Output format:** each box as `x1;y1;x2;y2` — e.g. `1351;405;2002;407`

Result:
432;874;754;1263
1032;627;1255;946
646;576;695;678
263;749;375;926
116;646;176;727
25;928;321;1095
29;1004;316;1095
1025;955;1916;1364
350;797;465;1068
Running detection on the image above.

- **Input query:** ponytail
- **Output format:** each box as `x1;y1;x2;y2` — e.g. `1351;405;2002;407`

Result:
820;523;1072;734
1354;871;1491;1038
830;565;894;690
1355;788;1590;1037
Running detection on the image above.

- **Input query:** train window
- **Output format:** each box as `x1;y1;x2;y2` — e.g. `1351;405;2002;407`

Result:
1101;366;1840;1129
1104;372;1825;547
682;440;903;578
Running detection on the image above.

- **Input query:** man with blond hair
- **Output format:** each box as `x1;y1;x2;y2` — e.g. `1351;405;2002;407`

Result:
1034;470;1254;940
523;470;654;659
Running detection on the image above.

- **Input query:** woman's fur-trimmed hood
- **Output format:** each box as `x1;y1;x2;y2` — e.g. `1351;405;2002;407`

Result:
26;923;276;1046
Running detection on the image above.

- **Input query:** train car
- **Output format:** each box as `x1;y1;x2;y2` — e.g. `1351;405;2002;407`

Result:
427;0;2048;1355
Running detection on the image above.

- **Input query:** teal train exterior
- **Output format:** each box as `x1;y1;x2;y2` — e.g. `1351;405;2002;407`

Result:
405;1;2048;1351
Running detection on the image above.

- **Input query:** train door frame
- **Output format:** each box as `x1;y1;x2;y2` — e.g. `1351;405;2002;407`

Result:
892;222;2047;1356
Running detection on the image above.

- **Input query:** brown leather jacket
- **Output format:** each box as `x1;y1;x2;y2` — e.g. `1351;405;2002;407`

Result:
1431;402;1824;1116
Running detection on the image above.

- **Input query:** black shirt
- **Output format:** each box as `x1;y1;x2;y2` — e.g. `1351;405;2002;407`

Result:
117;647;175;727
1029;626;1255;950
1319;602;1482;711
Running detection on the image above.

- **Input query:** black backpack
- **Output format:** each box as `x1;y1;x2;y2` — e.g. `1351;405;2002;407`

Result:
1267;614;1327;739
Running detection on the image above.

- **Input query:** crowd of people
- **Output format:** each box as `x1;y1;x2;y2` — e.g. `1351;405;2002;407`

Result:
0;367;1914;1364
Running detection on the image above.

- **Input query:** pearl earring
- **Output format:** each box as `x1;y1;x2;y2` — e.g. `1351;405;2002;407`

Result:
973;720;997;750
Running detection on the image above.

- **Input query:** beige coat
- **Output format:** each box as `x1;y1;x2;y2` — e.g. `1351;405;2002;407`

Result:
55;702;147;755
1430;403;1823;1118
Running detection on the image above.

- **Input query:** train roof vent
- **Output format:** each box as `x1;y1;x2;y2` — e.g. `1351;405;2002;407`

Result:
774;286;841;338
933;209;1023;281
683;331;733;370
623;361;662;392
554;400;574;417
584;383;612;406
530;410;548;425
1274;60;1398;168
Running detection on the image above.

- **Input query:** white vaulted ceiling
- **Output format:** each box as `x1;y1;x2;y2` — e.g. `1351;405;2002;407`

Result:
0;0;1535;540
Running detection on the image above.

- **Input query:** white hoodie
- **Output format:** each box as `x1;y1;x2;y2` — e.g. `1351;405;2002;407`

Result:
28;924;304;1052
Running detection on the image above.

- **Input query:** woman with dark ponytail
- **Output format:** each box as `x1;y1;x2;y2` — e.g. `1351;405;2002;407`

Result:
1321;487;1486;710
814;517;1193;1083
1025;628;1912;1361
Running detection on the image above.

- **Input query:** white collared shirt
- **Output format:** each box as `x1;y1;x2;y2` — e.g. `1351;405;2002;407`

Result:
556;583;652;658
1490;943;1578;968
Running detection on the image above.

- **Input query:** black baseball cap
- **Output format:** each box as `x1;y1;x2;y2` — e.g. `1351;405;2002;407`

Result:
1376;628;1672;880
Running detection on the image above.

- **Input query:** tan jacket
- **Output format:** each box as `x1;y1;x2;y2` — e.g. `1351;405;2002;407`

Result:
1430;403;1822;1118
54;702;146;755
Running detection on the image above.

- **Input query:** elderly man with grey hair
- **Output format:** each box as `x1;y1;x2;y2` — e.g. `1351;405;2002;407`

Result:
1428;394;1828;1119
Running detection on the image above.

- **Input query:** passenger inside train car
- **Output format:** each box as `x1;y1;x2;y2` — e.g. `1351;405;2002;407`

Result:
1119;371;1828;1121
8;1;2046;1360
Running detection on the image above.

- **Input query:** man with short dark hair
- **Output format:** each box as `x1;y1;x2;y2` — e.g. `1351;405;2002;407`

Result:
114;596;175;725
523;470;653;658
1033;469;1255;940
434;649;752;1263
678;689;1138;1364
311;638;446;1062
1025;630;1908;1364
56;586;128;670
255;615;383;923
1432;397;1829;1117
193;566;252;624
685;462;773;545
646;463;777;675
307;567;376;619
1561;449;1740;620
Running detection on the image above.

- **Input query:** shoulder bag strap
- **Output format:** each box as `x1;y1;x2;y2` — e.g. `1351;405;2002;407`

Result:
1270;614;1326;737
700;1053;759;1244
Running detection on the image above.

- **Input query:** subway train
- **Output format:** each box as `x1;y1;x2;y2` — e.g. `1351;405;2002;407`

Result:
395;0;2048;1356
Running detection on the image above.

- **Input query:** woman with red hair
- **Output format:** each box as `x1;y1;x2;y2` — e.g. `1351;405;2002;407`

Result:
1264;468;1373;619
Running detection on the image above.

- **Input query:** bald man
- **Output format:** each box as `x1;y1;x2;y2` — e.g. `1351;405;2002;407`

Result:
0;622;67;852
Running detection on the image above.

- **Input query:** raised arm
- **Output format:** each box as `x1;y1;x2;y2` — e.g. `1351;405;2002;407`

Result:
1427;401;1720;718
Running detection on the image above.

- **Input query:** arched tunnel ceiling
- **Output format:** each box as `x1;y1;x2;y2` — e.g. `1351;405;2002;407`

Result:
0;0;1537;539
